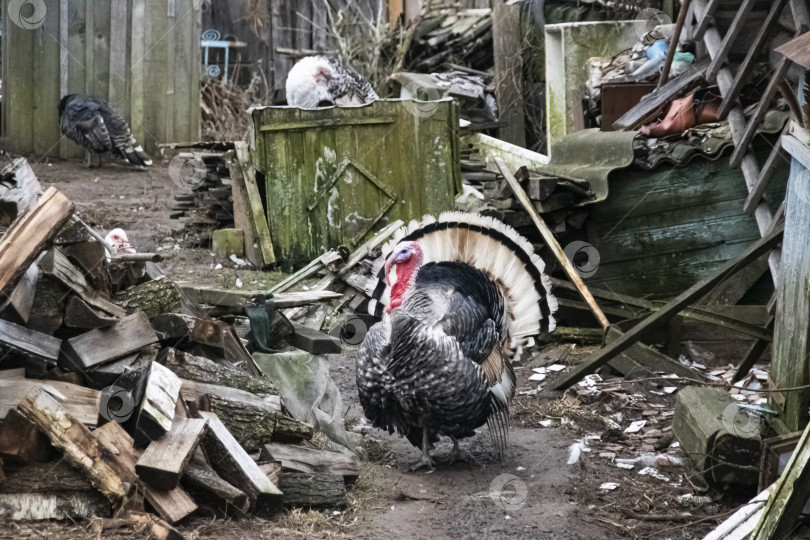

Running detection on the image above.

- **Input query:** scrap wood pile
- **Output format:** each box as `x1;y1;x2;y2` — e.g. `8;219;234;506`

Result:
169;148;236;246
0;158;359;533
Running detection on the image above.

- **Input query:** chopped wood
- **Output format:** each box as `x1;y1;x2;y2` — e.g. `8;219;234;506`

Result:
0;379;101;425
0;408;54;465
0;318;62;363
64;295;117;329
159;347;278;396
115;277;183;319
278;472;346;507
261;443;359;478
26;274;68;335
0;262;37;323
134;362;182;445
0;368;25;379
286;323;341;354
17;387;132;501
180;379;281;410
0;492;110;520
136;418;208;490
0;460;93;493
61;240;110;295
39;247;126;318
151;313;193;347
61;311;159;371
198;412;282;511
0;186;72;305
93;422;198;524
181;449;249;513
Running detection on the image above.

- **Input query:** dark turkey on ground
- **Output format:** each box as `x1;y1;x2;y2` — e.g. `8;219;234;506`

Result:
357;213;557;470
286;56;379;108
58;93;152;167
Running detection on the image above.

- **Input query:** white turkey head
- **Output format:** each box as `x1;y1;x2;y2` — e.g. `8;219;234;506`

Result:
104;228;135;257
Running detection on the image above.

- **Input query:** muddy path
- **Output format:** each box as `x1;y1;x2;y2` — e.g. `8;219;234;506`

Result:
13;157;729;540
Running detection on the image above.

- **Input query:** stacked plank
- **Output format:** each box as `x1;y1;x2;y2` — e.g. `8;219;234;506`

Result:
169;151;235;244
406;6;493;72
0;160;359;534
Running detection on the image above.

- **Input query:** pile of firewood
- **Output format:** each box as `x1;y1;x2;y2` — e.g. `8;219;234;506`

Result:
405;5;493;72
0;158;359;535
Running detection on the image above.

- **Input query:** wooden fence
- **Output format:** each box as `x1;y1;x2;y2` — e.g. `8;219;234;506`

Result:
1;0;201;158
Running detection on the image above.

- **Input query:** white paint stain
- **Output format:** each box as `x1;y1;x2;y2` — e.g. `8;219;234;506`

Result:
345;211;372;225
326;188;339;227
314;146;338;193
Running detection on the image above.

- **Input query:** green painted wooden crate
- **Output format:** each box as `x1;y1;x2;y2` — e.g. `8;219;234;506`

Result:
250;100;462;268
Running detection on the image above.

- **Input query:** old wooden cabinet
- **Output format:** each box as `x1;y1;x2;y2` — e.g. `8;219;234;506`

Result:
250;100;461;268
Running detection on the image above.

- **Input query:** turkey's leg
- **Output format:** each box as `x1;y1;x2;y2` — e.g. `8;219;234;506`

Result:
84;149;93;168
409;424;435;472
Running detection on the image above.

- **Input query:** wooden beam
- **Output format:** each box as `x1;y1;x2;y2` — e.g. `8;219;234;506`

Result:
691;0;721;40
705;0;757;82
732;315;774;383
0;187;73;302
657;0;692;88
492;0;525;146
717;0;791;119
729;59;791;168
62;311;158;371
0;318;62;363
134;362;182;445
554;225;784;390
268;250;343;294
287;323;342;354
497;158;609;329
230;141;275;267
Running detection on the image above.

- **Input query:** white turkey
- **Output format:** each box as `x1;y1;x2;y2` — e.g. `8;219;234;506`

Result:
357;212;557;469
58;93;152;168
285;56;378;108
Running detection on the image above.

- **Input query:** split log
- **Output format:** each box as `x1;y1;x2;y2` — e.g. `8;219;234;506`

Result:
61;240;111;296
158;347;278;396
94;422;198;524
278;472;346;507
261;443;359;478
181;449;249;513
93;510;185;540
0;262;37;323
26;274;68;335
0;379;101;425
136;418;208;490
0;460;93;493
115;277;182;319
64;295;117;329
151;313;192;347
61;311;158;371
0;492;110;520
180;379;281;410
17;387;132;501
0;187;73;302
0;318;62;364
134;362;182;445
39;247;126;318
0;408;54;465
198;411;282;511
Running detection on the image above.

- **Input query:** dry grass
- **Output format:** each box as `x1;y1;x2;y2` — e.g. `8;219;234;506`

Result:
200;72;266;142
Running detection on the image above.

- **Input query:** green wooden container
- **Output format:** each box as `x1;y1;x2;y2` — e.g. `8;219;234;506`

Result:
250;100;462;269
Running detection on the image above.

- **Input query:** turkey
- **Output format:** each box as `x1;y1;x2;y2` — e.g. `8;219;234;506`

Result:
357;212;557;469
286;56;378;108
58;94;152;168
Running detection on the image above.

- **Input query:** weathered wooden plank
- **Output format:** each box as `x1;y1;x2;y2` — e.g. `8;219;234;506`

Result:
0;380;101;425
62;311;158;371
198;411;283;510
691;0;721;40
0;188;73;302
232;141;276;266
287;323;342;354
17;388;131;501
136;418;208;490
555;225;785;389
704;0;757;83
770;155;810;430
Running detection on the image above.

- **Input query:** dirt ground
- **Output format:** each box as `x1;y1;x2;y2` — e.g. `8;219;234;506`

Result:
4;156;745;539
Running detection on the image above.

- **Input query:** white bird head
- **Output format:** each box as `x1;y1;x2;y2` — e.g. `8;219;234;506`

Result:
104;228;136;256
285;56;337;108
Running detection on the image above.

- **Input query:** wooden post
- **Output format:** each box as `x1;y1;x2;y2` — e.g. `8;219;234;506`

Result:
492;0;526;147
496;158;609;329
657;0;692;89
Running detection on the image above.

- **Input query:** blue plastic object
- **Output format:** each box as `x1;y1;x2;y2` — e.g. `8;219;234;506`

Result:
647;39;668;61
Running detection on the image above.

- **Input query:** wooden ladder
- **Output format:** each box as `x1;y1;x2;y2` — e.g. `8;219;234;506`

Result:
688;0;810;296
